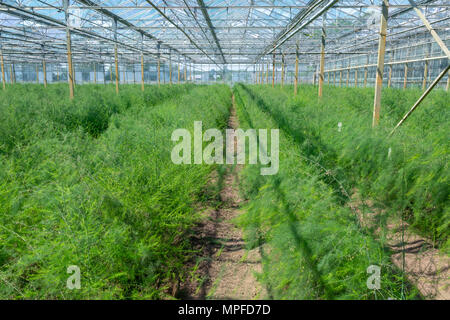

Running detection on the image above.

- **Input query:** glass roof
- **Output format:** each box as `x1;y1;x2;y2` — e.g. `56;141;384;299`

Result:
0;0;448;67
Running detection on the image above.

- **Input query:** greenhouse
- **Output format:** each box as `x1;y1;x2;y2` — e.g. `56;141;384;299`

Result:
0;0;448;302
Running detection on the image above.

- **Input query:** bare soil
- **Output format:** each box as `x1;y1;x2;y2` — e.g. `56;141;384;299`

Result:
178;96;265;300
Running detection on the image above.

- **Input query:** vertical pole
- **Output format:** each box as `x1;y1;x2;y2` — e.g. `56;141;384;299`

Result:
318;15;325;98
339;70;342;87
93;62;97;84
372;0;389;127
281;52;285;87
422;60;428;90
12;63;16;83
387;50;393;88
346;69;349;86
422;43;431;90
333;71;336;86
140;33;144;91
272;51;275;87
354;69;357;87
113;19;119;94
43;58;47;88
157;43;161;87
403;63;408;89
177;55;180;83
169;50;172;84
64;0;74;99
266;60;269;84
364;55;369;87
261;63;264;84
9;64;13;84
102;62;106;85
294;42;299;96
141;53;144;91
0;48;5;90
184;57;187;83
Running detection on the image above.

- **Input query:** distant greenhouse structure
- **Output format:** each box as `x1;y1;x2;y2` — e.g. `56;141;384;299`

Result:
0;0;448;122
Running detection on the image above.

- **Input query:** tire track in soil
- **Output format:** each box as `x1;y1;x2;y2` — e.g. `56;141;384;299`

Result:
178;95;265;300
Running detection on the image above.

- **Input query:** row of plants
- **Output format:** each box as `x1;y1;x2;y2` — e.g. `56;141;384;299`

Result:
248;84;449;249
233;83;417;299
0;84;231;298
0;83;193;155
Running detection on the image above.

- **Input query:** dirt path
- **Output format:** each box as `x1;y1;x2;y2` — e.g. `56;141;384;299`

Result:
179;95;265;300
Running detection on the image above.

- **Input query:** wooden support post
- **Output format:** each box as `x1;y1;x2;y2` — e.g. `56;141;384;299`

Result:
364;68;368;87
113;18;119;94
178;57;180;83
93;63;96;84
364;55;369;87
339;70;342;87
43;58;47;88
257;65;260;84
169;51;172;85
318;16;325;98
0;48;5;90
422;60;428;90
354;69;358;87
390;64;449;136
387;50;393;88
141;52;144;91
261;63;264;84
294;43;299;96
346;69;349;86
114;44;119;92
333;71;336;86
102;63;105;85
158;59;161;86
272;51;275;87
372;0;389;127
64;0;74;99
403;63;408;89
9;64;13;84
